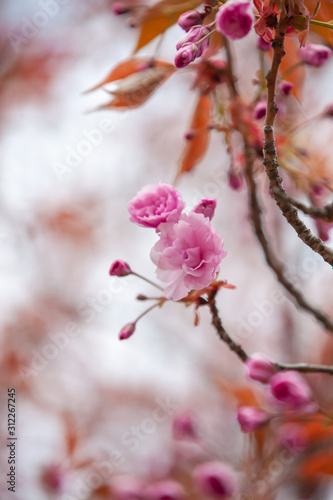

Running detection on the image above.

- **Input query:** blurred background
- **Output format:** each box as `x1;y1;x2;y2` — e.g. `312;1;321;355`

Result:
1;1;333;499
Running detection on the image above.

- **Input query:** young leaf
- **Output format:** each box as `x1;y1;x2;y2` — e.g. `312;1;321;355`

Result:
134;0;202;53
176;94;212;180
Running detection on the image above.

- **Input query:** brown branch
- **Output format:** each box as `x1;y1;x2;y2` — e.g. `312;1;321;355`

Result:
263;15;333;267
208;290;249;362
244;142;333;334
271;189;333;222
207;290;333;375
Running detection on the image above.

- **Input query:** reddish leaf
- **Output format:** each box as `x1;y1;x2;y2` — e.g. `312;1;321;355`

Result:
134;0;202;53
84;58;171;93
176;94;212;179
93;63;174;110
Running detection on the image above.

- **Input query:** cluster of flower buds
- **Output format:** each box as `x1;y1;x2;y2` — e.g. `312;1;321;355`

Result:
237;353;317;433
175;0;254;68
175;26;211;68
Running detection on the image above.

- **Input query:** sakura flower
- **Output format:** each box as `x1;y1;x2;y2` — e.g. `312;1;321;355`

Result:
216;0;254;40
193;199;216;220
128;184;185;229
109;260;132;277
151;211;227;301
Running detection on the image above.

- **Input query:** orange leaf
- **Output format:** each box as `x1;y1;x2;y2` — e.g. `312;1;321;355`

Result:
84;58;171;93
306;0;333;43
93;63;174;110
176;94;211;179
300;450;333;477
134;0;202;53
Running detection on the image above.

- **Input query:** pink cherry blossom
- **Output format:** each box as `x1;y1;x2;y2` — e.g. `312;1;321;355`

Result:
150;212;227;301
216;0;254;41
128;184;185;229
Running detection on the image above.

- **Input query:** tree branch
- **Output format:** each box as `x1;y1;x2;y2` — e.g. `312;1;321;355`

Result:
207;290;333;375
244;142;333;335
263;15;333;267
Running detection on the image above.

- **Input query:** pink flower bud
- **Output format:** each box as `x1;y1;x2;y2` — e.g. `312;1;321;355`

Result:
41;465;64;493
193;199;216;220
193;461;238;498
111;2;131;15
253;100;267;120
257;36;271;51
176;26;210;54
245;353;275;383
314;219;333;242
228;171;243;191
216;0;254;41
279;80;294;96
277;423;308;454
109;260;132;277
175;44;199;68
269;371;313;409
173;410;198;439
144;480;186;500
178;10;204;32
299;44;331;67
119;322;136;340
237;406;269;433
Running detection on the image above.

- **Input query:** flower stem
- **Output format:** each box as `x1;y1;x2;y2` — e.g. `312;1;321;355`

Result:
131;272;164;291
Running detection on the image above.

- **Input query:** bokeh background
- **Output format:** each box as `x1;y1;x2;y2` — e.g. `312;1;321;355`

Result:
1;1;333;499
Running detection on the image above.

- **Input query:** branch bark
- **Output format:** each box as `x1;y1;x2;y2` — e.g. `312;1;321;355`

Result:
263;15;333;267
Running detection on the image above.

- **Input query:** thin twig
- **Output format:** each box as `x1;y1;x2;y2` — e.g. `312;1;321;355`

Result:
244;142;333;335
207;291;333;375
263;15;333;267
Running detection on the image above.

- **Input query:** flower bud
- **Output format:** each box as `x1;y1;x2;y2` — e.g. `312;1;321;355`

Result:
237;406;269;433
269;371;313;409
119;322;136;340
257;36;271;51
112;477;143;500
111;2;131;15
253;100;267;120
193;199;216;220
178;10;204;32
228;171;243;191
193;461;238;498
144;480;185;500
314;219;333;242
175;44;198;68
216;0;254;41
245;353;275;383
176;26;210;53
173;410;198;439
299;44;331;67
279;80;294;96
109;260;132;277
